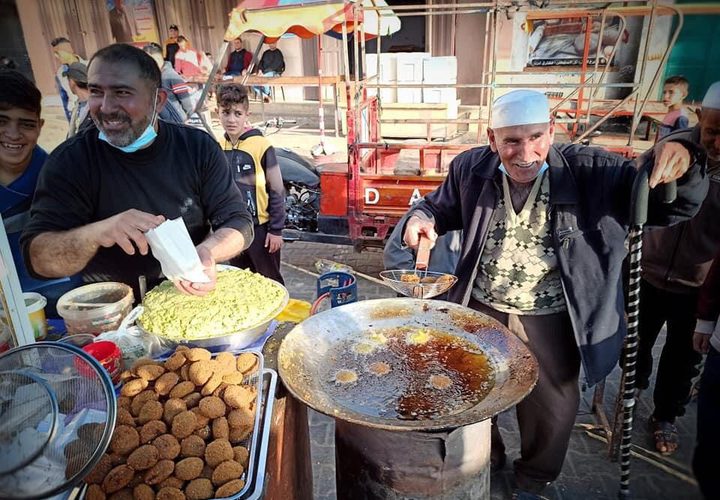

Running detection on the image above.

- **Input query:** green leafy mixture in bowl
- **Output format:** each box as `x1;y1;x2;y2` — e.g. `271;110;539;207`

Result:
138;269;288;340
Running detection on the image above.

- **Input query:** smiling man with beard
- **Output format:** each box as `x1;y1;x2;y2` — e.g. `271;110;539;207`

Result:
402;90;707;498
21;44;253;300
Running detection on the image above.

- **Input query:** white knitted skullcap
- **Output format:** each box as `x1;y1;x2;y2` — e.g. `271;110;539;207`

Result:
702;81;720;110
491;90;550;129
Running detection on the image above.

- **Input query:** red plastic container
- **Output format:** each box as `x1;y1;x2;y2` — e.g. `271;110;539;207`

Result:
80;340;124;384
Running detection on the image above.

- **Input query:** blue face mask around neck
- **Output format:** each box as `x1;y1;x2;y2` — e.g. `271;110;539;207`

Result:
98;89;159;153
499;161;550;180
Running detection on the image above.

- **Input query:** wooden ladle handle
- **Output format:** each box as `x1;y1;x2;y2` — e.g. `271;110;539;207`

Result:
415;235;432;272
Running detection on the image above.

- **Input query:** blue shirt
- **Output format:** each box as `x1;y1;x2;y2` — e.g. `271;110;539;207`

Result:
1;146;80;313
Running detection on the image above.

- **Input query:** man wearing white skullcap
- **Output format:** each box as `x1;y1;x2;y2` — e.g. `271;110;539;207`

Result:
633;81;720;471
403;89;708;497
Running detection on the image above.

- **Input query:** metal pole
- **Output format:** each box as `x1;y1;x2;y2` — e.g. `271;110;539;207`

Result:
573;14;593;138
240;35;266;85
192;40;230;136
376;1;383;139
590;14;627;101
572;89;637;144
318;35;326;153
428;0;434;55
488;9;498;135
628;1;657;146
353;3;361;148
585;9;607;126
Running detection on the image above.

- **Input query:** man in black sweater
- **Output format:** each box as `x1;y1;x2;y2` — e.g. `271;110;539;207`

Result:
256;42;285;102
21;44;253;299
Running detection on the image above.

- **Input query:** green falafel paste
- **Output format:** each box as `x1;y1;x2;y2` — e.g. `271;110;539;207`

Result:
139;269;286;340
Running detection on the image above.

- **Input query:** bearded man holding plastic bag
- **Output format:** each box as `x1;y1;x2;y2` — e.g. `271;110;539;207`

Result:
21;44;253;301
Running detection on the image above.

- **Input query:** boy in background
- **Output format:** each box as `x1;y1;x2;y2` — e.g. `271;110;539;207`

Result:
0;70;80;315
143;42;195;124
658;75;690;139
217;84;285;283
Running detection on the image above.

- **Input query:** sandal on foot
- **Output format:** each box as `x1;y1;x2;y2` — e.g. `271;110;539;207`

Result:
649;417;679;456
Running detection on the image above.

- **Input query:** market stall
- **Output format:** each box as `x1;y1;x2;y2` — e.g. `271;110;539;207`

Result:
0;268;314;499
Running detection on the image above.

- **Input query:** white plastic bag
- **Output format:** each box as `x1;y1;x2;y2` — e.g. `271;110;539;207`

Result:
95;307;171;367
145;217;210;283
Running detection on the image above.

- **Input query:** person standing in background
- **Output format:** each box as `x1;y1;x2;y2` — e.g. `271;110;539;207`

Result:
143;43;196;124
174;36;211;78
50;37;85;122
658;76;691;140
635;81;720;457
108;0;137;43
692;251;720;499
64;62;94;138
217;84;285;284
164;24;181;67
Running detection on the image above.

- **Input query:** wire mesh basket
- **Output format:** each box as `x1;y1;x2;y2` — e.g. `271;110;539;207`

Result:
0;342;116;499
379;270;458;299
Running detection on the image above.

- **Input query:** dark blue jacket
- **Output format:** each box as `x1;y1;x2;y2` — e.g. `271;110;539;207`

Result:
414;142;707;385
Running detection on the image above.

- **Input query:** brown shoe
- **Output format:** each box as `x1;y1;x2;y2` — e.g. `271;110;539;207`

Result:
263;95;271;104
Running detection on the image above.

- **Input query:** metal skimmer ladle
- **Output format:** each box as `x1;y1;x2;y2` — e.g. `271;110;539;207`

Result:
379;236;458;299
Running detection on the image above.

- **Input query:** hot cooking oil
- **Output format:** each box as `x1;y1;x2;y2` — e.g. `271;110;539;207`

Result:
323;327;495;421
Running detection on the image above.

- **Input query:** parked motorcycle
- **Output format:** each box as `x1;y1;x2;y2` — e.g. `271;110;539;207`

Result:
276;147;320;233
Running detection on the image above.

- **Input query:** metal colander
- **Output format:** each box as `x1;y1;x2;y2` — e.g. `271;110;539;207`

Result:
0;342;116;499
379;270;458;299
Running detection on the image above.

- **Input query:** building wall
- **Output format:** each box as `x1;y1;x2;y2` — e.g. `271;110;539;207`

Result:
17;0;678;109
17;0;334;103
0;0;33;79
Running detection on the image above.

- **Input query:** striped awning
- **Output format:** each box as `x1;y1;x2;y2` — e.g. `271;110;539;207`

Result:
224;0;400;42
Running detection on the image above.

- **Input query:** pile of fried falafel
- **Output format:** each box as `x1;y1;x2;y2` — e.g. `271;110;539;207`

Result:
81;346;260;500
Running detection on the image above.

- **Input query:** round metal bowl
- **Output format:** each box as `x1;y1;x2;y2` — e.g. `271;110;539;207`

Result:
278;298;539;431
135;270;289;349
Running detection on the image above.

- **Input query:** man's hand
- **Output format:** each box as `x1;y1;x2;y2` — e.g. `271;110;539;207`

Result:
91;209;165;256
649;142;692;188
265;233;283;253
693;331;711;354
175;246;217;297
402;213;438;250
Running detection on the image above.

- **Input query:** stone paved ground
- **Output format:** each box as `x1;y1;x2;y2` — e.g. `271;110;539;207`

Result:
279;241;703;500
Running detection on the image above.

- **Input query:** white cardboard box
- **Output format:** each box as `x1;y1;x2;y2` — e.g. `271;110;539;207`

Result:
366;53;397;102
422;56;457;84
423;87;458;104
366;53;397;81
395;52;430;82
397;88;423;104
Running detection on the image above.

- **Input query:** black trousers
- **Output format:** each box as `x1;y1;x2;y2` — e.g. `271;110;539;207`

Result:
229;223;284;285
635;279;701;422
693;346;720;499
471;300;581;491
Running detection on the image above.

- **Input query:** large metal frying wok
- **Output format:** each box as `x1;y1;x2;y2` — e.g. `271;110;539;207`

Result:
278;298;539;431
